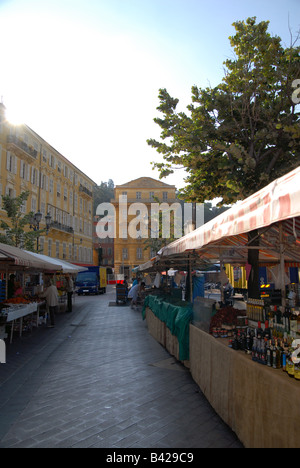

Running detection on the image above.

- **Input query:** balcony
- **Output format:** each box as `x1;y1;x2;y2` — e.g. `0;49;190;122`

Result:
79;184;93;198
51;221;74;234
7;135;38;161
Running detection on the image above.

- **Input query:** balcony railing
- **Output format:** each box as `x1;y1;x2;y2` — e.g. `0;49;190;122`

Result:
7;135;38;160
51;221;74;234
79;184;93;198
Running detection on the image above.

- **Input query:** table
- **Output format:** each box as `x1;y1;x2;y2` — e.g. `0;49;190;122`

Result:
2;302;45;343
189;325;300;448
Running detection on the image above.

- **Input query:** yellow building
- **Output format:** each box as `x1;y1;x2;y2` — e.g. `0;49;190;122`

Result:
112;177;177;276
0;102;96;265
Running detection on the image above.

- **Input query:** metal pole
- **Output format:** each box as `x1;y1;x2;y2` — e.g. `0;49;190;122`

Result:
279;223;286;308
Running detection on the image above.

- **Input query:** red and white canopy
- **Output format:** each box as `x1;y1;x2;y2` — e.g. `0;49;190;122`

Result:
158;166;300;266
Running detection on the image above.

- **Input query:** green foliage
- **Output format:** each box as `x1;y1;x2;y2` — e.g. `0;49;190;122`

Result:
0;191;44;251
93;180;115;212
148;17;300;205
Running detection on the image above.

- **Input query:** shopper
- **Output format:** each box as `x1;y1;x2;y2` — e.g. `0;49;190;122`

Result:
41;279;59;328
128;281;145;309
66;275;74;313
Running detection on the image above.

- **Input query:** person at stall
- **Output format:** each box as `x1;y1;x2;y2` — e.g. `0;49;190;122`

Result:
65;275;74;313
40;278;59;328
224;280;234;305
7;274;16;299
132;276;139;287
128;281;145;309
14;282;23;297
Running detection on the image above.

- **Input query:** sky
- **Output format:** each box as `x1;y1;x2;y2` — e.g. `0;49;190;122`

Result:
0;0;299;191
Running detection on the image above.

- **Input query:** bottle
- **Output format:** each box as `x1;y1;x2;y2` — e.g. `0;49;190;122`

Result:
294;362;300;381
264;320;271;340
272;339;282;369
286;347;295;378
260;339;267;365
290;309;298;338
232;332;239;351
266;340;272;367
246;329;253;355
252;336;257;362
282;340;288;372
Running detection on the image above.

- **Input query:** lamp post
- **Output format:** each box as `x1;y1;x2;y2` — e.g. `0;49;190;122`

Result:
30;211;52;251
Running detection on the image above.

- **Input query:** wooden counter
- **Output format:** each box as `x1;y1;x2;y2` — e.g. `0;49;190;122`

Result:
190;324;300;448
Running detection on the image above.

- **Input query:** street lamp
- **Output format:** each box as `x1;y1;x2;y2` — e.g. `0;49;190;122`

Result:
30;211;52;251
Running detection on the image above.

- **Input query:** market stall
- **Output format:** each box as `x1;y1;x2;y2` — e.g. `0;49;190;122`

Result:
0;244;86;341
24;252;87;312
141;166;300;448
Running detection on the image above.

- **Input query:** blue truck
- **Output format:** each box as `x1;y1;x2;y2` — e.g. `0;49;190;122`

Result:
76;266;107;295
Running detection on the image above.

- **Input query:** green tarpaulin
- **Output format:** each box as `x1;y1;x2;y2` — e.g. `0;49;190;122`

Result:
142;295;193;361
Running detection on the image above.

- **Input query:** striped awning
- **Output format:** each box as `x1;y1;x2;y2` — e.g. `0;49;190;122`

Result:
158;166;300;266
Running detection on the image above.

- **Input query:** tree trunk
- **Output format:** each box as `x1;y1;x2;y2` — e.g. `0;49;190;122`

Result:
247;229;260;299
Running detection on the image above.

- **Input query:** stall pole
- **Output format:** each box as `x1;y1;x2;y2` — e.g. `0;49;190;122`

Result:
279;223;286;308
189;256;193;303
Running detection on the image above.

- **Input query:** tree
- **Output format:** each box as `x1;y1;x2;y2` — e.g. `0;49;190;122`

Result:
0;191;43;251
148;18;300;298
148;17;300;205
93;180;115;213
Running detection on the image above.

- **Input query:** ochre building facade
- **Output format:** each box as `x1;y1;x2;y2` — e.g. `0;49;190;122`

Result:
0;102;96;265
112;177;177;277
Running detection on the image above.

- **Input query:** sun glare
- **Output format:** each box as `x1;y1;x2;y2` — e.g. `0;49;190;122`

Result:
6;107;25;126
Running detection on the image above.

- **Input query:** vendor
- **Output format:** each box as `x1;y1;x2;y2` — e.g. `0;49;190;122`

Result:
7;274;16;299
224;280;234;304
14;282;23;297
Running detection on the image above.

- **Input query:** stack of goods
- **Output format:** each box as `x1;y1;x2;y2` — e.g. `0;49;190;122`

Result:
230;319;300;381
210;306;247;338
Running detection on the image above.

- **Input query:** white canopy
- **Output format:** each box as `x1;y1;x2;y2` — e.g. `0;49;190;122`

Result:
0;243;59;270
24;251;88;273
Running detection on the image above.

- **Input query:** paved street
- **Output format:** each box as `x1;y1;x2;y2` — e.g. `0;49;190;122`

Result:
0;287;243;448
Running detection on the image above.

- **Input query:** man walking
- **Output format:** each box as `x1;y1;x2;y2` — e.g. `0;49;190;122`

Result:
41;278;59;328
66;275;74;313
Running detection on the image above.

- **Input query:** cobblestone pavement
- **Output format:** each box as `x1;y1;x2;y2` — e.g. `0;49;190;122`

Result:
0;287;243;448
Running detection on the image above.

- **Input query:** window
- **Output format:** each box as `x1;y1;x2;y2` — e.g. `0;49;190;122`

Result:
49;154;54;168
20;199;27;214
136;192;141;200
39;237;44;254
6;152;16;173
137;248;143;260
149;192;155;200
31;168;37;185
48;239;52;257
56;241;60;258
31;197;37;213
163;192;168;201
122;248;128;260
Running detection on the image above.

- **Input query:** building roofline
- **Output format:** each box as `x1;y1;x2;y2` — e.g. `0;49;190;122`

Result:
17;122;97;186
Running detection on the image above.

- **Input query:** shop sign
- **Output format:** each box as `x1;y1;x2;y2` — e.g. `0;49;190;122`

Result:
0;339;6;364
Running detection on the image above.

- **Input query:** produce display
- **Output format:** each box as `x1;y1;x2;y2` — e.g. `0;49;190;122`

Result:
3;295;44;305
210;306;246;337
